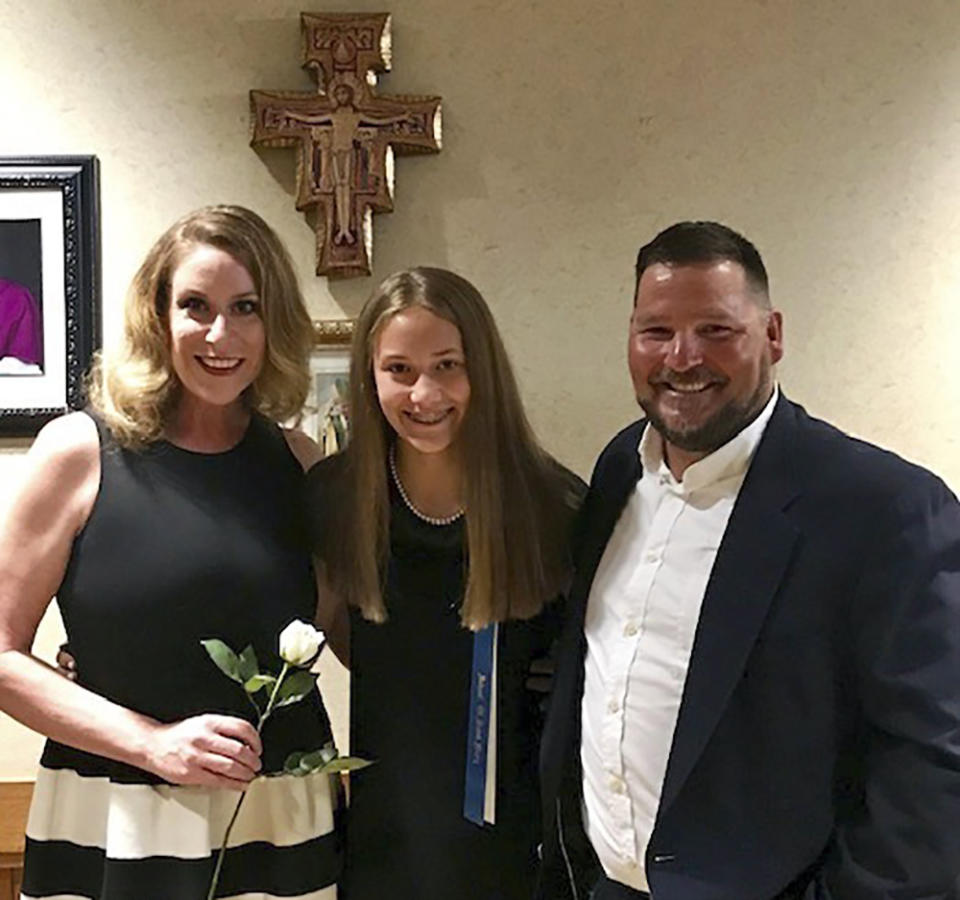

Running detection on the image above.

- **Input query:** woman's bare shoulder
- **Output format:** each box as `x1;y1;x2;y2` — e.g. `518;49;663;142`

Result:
8;412;101;544
30;412;100;472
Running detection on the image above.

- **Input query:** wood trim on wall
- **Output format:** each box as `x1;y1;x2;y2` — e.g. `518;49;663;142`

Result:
0;780;32;900
0;780;32;855
0;868;23;900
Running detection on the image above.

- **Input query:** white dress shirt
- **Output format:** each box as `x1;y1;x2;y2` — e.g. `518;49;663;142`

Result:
581;389;778;891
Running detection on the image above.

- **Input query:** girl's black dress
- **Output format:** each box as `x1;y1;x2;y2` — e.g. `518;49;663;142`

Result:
307;453;562;900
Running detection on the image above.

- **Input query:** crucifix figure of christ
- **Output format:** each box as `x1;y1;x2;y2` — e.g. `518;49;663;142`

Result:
250;13;442;278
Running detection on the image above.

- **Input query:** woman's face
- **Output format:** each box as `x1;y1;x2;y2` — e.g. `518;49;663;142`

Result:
167;244;265;410
372;306;471;456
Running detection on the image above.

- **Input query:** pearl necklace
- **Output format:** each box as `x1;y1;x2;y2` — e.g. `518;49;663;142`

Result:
389;445;465;527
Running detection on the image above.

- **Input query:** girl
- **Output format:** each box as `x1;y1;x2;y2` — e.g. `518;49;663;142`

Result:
307;267;583;900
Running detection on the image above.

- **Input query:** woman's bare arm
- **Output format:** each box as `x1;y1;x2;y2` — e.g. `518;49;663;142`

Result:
0;414;262;789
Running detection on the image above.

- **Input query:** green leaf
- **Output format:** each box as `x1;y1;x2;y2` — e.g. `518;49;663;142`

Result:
299;749;328;770
281;751;320;778
273;670;317;709
237;645;259;683
320;756;374;774
244;674;276;695
201;639;243;684
282;743;373;777
283;751;307;773
318;743;338;766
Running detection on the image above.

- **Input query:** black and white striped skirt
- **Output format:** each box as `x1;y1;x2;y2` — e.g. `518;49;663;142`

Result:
21;764;340;899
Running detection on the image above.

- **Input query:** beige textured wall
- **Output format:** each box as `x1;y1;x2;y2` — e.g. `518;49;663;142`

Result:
2;0;960;778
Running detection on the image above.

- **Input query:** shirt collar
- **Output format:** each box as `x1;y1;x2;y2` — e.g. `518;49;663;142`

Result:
638;385;779;493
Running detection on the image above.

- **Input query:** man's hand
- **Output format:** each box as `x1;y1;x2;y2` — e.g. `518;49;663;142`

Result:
55;642;76;681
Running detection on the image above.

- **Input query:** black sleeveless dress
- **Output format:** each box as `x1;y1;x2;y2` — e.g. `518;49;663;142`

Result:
21;414;341;900
306;452;564;900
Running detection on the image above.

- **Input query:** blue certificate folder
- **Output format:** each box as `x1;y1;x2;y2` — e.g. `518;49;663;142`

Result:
463;623;498;826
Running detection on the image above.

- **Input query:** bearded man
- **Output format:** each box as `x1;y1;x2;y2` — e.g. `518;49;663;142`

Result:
537;221;960;900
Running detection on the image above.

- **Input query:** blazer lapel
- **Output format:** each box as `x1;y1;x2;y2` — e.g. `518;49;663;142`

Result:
548;423;644;792
574;429;645;629
659;397;802;814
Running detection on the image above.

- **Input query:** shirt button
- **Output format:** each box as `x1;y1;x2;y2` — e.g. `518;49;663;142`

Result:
643;550;660;564
608;776;625;794
623;622;639;637
607;698;620;714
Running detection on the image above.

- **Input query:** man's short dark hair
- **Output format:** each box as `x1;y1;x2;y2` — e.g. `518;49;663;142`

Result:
634;221;769;303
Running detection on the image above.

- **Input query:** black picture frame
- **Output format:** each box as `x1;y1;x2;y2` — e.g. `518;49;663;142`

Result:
0;156;101;436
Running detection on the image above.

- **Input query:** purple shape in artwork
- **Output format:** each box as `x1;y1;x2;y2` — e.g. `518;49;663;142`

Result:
0;278;43;366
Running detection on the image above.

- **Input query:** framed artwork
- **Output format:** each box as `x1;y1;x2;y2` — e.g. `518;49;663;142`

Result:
0;156;101;436
304;318;354;457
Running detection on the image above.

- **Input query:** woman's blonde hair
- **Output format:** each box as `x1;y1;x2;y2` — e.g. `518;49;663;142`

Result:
318;267;582;629
88;205;312;445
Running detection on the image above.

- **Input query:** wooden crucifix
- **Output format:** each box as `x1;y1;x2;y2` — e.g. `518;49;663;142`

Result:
250;12;442;278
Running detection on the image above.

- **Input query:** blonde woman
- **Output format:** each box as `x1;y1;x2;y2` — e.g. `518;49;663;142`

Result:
0;206;339;899
307;267;583;900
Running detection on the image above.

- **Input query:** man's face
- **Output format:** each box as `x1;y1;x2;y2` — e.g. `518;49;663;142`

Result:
628;260;783;466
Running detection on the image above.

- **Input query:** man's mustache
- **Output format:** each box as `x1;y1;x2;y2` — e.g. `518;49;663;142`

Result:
649;367;726;387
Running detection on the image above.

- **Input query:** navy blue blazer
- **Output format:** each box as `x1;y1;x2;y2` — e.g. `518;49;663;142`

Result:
537;395;960;900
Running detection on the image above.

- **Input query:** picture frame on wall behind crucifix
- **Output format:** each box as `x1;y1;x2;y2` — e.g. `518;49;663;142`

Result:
302;318;354;458
0;156;100;436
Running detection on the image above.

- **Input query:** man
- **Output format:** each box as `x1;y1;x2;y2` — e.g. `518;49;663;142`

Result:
537;222;960;900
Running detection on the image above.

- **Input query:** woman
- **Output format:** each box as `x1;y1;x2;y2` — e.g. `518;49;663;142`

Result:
307;267;583;900
0;205;339;899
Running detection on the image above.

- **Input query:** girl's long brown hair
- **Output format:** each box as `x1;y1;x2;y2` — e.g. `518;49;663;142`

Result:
318;267;582;629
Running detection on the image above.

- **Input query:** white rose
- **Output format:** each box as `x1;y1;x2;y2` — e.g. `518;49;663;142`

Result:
279;620;325;667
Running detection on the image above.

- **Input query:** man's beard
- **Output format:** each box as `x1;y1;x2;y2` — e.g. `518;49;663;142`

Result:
638;375;772;455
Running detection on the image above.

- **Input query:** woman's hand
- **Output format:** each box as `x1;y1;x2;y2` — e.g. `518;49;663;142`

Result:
146;714;263;790
49;648;263;790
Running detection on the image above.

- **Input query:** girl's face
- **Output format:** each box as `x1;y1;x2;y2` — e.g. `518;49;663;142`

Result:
166;244;265;412
372;306;471;456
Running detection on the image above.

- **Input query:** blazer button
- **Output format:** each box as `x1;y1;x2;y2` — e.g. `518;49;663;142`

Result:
651;853;676;864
